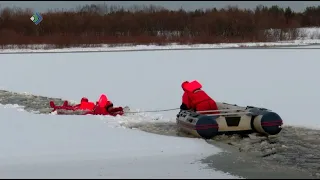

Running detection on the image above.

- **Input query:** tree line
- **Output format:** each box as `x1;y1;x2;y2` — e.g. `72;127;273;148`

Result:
0;4;320;48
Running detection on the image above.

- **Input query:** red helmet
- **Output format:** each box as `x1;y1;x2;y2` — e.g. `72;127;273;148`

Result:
181;81;189;91
81;97;89;103
98;94;108;108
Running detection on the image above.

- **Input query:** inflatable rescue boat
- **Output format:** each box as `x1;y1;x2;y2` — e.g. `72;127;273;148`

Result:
176;102;283;139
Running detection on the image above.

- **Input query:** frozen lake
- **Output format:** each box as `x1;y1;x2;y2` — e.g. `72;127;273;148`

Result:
0;46;319;178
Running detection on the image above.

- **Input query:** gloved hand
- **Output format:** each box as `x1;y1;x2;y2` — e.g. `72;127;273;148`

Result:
110;107;123;112
180;103;188;110
109;107;124;116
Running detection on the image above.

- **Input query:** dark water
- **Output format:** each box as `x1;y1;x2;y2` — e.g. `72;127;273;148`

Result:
1;89;319;178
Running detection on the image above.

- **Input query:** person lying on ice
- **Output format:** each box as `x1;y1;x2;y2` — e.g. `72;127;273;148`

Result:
180;80;219;114
88;94;124;116
74;97;95;111
50;94;124;116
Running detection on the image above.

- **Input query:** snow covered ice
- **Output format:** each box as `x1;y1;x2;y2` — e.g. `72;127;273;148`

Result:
1;40;320;178
1;46;320;128
0;104;237;178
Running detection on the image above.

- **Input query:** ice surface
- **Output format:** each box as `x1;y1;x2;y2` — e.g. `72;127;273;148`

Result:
1;46;320;129
0;104;237;178
1;38;319;178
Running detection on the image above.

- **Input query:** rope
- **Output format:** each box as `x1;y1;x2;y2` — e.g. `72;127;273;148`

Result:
125;108;180;114
196;108;247;113
206;111;252;116
125;106;263;115
125;107;249;114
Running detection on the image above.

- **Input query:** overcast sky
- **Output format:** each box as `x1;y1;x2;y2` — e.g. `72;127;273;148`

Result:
1;1;320;13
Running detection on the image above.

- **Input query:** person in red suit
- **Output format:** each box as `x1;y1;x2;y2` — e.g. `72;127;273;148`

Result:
50;95;124;116
85;94;124;116
180;80;218;114
75;97;95;111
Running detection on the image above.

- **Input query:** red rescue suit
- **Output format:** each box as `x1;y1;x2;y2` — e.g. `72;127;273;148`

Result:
49;94;124;116
181;81;218;114
85;95;124;116
93;100;112;115
77;97;95;111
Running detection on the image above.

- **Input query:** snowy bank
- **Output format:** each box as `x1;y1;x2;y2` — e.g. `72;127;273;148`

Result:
0;39;319;54
0;104;238;178
0;27;320;54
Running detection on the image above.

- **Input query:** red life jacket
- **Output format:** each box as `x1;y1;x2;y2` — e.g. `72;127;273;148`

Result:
182;80;218;114
87;94;124;116
186;90;218;113
93;106;109;115
79;101;95;111
93;100;113;115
